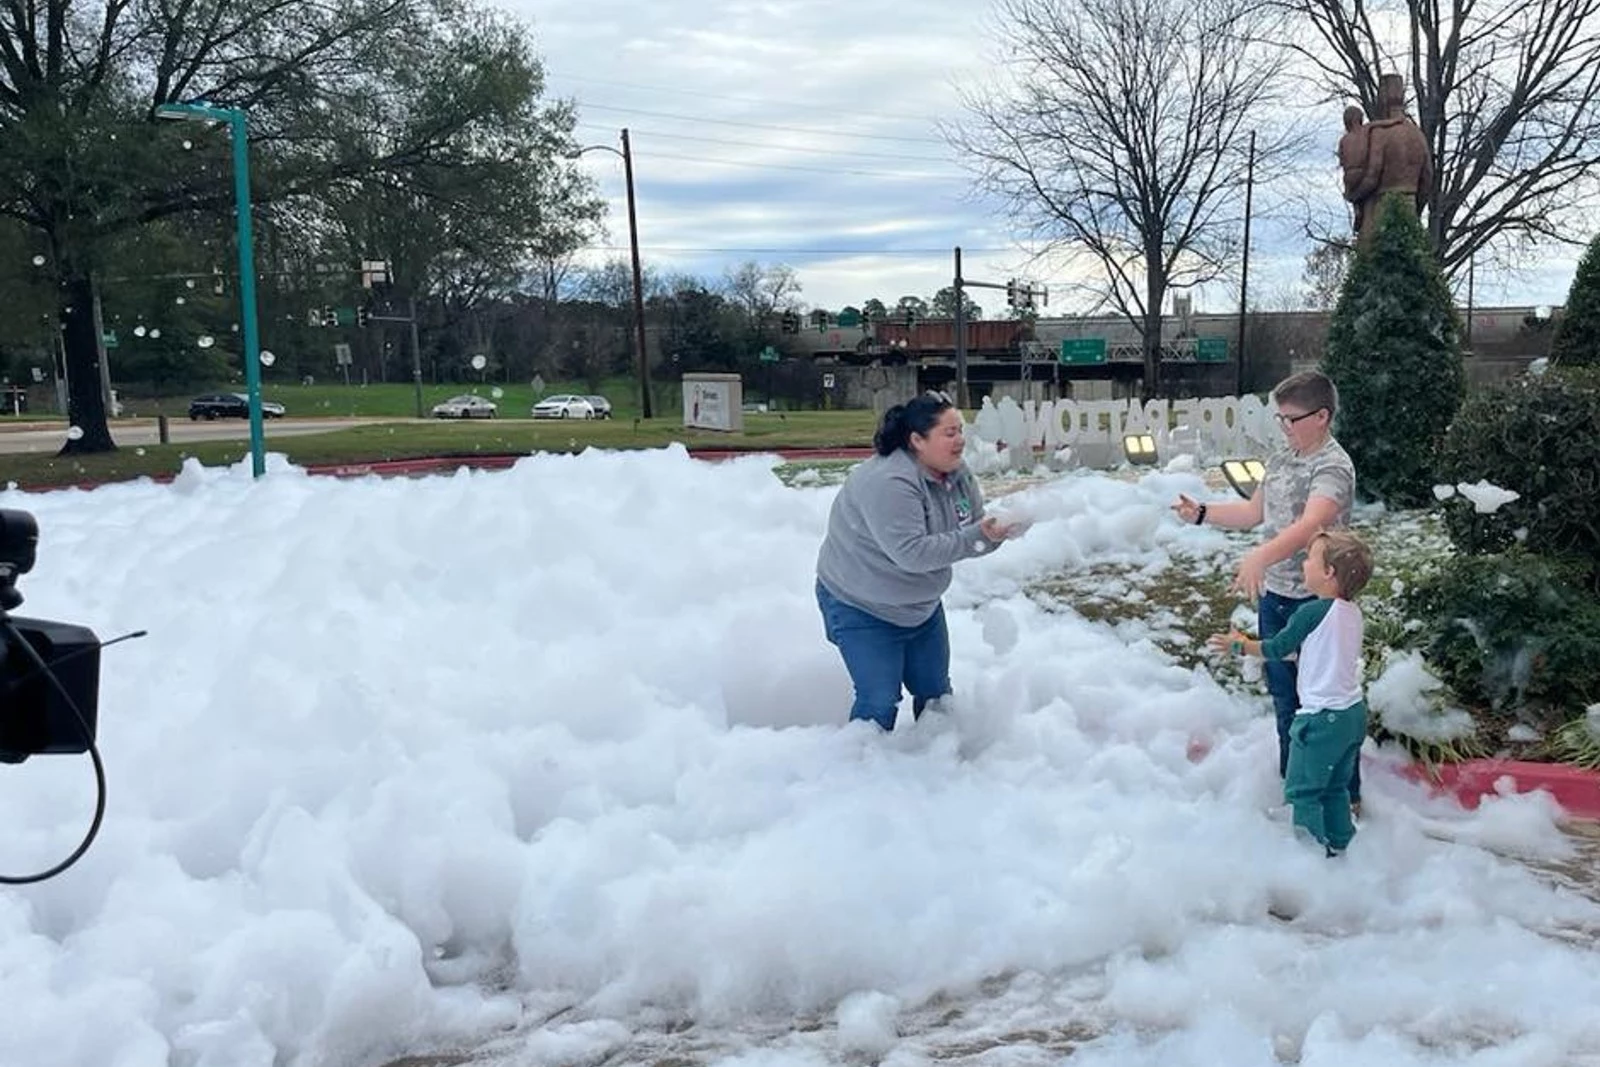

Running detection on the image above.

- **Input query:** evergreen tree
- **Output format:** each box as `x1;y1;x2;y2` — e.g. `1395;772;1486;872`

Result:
1549;233;1600;367
1322;193;1465;507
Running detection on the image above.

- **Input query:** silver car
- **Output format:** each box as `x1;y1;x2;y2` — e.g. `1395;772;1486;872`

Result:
431;394;498;419
583;395;613;419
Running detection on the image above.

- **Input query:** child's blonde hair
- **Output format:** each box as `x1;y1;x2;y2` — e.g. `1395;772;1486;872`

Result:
1313;529;1374;599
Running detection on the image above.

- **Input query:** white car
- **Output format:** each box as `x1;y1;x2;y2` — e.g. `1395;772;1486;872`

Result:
530;394;595;419
431;395;497;419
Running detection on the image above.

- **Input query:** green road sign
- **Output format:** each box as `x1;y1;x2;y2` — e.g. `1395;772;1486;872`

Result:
759;345;780;362
1059;338;1107;365
837;309;861;328
101;330;118;349
336;307;357;327
1196;338;1229;362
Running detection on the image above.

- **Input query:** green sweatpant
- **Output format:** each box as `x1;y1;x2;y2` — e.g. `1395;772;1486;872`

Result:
1284;701;1368;852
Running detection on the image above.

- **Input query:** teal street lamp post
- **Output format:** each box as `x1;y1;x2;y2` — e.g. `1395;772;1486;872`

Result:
155;101;267;477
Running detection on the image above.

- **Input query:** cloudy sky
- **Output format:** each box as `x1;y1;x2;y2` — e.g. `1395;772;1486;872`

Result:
507;0;1581;317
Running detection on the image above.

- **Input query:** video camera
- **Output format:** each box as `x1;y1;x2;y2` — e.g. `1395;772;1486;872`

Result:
1;508;102;764
0;507;139;884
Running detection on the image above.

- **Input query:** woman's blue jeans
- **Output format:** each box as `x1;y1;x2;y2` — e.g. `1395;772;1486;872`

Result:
1259;590;1362;802
816;581;951;731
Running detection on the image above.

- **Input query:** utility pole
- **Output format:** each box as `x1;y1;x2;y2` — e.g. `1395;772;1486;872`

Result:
1235;130;1255;397
953;247;968;409
956;251;1047;410
622;129;653;419
408;294;424;418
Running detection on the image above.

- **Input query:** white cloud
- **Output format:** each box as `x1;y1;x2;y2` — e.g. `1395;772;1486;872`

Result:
502;0;1583;313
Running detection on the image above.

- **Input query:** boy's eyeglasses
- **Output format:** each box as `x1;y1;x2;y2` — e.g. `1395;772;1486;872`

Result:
1274;408;1325;426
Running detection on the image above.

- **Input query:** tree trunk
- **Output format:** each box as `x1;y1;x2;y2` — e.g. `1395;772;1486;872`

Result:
1143;272;1165;400
57;273;117;455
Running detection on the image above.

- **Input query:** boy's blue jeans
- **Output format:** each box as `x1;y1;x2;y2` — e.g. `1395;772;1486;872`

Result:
1259;590;1362;803
816;581;951;731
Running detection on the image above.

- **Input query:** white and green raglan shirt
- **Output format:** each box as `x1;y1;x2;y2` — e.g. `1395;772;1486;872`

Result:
1259;597;1366;714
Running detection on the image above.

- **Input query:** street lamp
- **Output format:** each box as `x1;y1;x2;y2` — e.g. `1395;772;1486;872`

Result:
155;100;266;477
572;128;653;419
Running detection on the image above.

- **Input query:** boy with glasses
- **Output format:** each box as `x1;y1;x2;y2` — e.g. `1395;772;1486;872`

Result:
1172;371;1360;812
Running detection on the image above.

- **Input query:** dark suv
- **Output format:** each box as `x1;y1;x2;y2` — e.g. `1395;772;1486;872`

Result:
188;393;287;420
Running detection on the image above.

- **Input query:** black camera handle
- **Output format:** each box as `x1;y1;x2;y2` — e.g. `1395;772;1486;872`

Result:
0;610;108;885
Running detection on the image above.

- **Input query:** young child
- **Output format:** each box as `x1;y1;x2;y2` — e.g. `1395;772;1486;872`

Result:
1209;529;1375;855
1338;105;1371;236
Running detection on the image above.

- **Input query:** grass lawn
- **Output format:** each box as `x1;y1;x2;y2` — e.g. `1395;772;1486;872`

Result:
1;411;881;490
109;378;687;421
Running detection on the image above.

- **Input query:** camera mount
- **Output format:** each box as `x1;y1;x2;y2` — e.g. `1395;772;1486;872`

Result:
1;507;144;884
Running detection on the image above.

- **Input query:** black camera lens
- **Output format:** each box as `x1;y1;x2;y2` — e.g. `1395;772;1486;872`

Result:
0;508;38;575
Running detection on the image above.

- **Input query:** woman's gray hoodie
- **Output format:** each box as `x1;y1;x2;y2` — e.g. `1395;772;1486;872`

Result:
815;447;992;627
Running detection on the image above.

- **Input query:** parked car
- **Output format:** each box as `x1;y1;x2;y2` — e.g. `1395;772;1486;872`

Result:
583;395;613;419
530;394;596;419
430;394;498;419
188;393;286;420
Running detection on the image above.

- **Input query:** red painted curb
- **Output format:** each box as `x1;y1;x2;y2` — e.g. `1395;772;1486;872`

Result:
12;447;875;492
1397;759;1600;820
301;455;521;479
1183;739;1600;820
299;448;873;478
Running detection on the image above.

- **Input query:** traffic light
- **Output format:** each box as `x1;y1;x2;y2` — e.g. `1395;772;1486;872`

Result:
1006;279;1018;308
780;310;800;334
321;305;337;327
356;306;370;328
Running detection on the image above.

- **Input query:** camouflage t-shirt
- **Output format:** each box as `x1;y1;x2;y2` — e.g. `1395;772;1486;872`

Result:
1260;436;1356;598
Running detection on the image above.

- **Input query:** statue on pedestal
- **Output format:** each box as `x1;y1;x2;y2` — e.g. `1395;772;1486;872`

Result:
1343;74;1433;241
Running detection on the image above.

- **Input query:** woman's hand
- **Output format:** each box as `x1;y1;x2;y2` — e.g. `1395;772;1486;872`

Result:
979;516;1021;542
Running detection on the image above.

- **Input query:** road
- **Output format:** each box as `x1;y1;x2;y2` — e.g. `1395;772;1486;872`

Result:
0;417;376;454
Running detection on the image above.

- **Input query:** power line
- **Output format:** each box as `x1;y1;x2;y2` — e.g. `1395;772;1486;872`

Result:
582;246;1015;255
554;73;941;125
575;102;947;145
574;122;956;166
618;148;964;181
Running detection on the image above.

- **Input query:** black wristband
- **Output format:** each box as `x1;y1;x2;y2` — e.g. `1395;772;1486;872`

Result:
1195;503;1207;526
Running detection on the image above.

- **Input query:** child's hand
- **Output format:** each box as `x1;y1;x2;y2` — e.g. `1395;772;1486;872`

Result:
1207;629;1248;655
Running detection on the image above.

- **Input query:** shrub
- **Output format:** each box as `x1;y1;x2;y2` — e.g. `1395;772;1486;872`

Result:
1403;551;1600;729
1549;232;1600;368
1323;193;1465;507
1434;365;1600;585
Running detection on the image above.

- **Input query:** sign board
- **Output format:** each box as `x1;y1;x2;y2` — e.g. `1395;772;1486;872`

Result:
1196;338;1229;363
531;374;546;395
759;345;780;363
683;373;744;432
101;330;118;349
837;309;861;328
822;373;836;389
333;343;353;366
1059;338;1107;365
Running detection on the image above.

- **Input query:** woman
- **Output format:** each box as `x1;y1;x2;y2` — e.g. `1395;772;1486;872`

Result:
816;394;1020;731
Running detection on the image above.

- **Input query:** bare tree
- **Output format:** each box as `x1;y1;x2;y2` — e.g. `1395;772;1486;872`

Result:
1302;242;1353;308
722;261;803;344
1280;0;1600;277
950;0;1302;393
